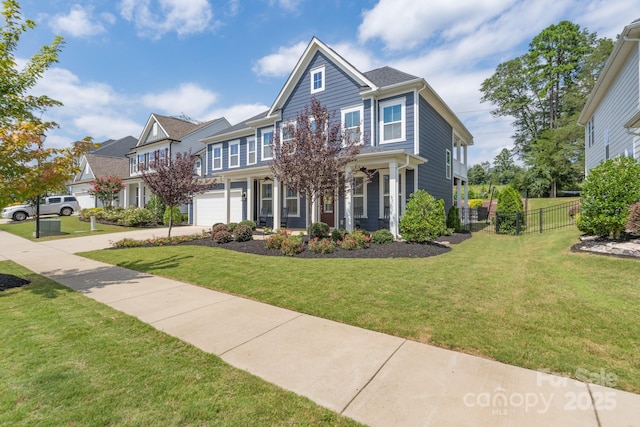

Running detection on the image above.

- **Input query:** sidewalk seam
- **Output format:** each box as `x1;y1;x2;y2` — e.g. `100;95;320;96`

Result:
586;383;602;427
339;338;408;415
219;312;305;356
148;296;238;324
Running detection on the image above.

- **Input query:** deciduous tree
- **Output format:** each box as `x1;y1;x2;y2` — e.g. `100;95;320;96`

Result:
88;176;124;208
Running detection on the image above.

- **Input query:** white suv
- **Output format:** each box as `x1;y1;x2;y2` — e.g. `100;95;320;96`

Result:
1;196;81;221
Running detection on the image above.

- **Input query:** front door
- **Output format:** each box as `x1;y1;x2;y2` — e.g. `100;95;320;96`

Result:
320;194;334;227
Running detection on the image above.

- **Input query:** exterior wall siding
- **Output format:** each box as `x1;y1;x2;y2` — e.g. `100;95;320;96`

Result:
376;92;415;152
586;46;640;172
417;96;453;209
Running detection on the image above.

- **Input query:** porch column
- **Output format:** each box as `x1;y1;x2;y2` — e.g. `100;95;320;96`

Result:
456;178;462;220
464;180;470;224
389;160;399;238
122;186;128;208
137;183;143;207
223;178;230;224
344;166;353;231
273;177;281;229
311;198;318;223
246;176;253;222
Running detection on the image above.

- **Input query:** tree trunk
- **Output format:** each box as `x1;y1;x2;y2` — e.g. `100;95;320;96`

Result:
167;204;174;238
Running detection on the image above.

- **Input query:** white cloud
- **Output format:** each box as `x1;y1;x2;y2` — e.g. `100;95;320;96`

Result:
574;0;640;39
252;41;307;77
331;42;380;72
49;4;109;38
269;0;302;12
142;83;218;118
73;115;143;140
119;0;215;40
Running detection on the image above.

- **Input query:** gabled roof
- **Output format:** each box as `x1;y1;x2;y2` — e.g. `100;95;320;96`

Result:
136;113;200;148
578;19;640;125
363;67;420;87
267;37;378;117
75;154;130;184
93;136;137;158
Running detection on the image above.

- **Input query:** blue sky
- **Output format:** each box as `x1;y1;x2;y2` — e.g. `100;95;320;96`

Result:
16;0;640;165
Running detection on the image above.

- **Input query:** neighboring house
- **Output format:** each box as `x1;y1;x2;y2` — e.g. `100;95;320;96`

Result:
578;19;640;174
70;136;137;209
194;37;473;237
123;114;231;211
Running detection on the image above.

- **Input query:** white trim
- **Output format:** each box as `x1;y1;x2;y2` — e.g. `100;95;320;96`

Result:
212;143;222;171
284;185;300;217
352;175;368;218
247;137;257;165
379;98;406;144
414;87;420;154
310;65;325;94
261;129;274;161
228;140;240;168
446;149;452;180
260;180;273;215
341;105;364;145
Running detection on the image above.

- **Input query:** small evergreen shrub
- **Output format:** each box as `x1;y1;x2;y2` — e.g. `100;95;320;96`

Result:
122;207;154;226
228;222;238;232
340;230;370;250
399;190;446;242
331;228;348;242
626;202;640;236
234;224;253;242
163;206;182;226
147;195;166;224
371;229;394;244
308;238;336;254
495;186;525;235
446;205;462;232
280;235;303;256
239;220;256;230
311;222;330;238
265;230;289;250
212;230;233;244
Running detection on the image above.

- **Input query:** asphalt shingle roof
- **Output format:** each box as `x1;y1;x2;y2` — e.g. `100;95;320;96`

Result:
81;154;130;182
363;66;420;87
93;136;137;158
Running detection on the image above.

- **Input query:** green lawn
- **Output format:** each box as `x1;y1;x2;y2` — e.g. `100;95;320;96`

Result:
82;228;640;393
525;196;579;211
0;261;360;426
0;216;138;240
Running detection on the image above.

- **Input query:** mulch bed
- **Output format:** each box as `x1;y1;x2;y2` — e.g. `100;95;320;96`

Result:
0;274;30;291
182;232;471;258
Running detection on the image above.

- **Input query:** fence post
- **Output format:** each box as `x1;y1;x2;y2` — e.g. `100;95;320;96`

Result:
539;208;543;233
516;212;521;235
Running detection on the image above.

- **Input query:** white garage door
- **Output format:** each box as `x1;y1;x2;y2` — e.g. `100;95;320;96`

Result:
194;191;242;226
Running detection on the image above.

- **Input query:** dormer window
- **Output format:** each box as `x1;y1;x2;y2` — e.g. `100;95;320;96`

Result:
310;66;325;94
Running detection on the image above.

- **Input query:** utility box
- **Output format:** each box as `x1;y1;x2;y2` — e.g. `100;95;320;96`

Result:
34;219;62;237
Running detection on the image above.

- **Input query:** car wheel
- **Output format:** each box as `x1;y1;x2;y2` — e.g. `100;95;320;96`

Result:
13;211;27;221
60;207;73;216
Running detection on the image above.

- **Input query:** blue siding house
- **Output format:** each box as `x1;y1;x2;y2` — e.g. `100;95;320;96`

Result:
195;38;473;237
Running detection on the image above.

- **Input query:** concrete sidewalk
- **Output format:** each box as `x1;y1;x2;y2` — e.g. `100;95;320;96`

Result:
0;229;638;426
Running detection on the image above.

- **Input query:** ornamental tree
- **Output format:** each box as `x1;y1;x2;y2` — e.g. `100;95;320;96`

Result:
140;151;213;237
270;97;363;234
89;176;124;209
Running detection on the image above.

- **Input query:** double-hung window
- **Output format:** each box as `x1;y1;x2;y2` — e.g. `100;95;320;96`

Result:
352;176;366;218
446;149;452;179
310;66;325;94
262;130;273;160
285;186;299;217
280;121;295;154
380;98;405;143
138;154;145;171
342;106;363;145
212;144;222;170
247;137;256;165
260;181;273;215
229;140;240;168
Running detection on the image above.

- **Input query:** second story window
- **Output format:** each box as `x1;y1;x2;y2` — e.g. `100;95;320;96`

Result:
212;144;222;170
229;140;240;168
342;106;363;145
380;98;405;143
247;137;256;165
310;66;325;94
262;131;273;160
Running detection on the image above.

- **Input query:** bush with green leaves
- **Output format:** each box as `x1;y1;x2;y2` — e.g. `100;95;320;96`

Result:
469;199;483;209
80;207;104;221
311;222;330;238
265;229;290;250
280;235;303;256
233;224;253;242
228;222;238;232
340;229;370;250
163;206;182;226
495;186;524;235
446;205;462;232
122;207;154;227
578;157;640;238
307;238;336;254
626;202;640;236
212;230;233;244
239;220;256;230
399;190;446;242
331;228;348;242
211;223;229;238
371;229;394;244
147;195;166;224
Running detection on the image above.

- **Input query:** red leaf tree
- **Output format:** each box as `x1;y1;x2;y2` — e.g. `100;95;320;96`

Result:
140;151;213;237
88;175;124;209
271;98;363;234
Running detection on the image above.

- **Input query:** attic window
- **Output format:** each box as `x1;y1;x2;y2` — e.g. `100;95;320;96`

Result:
310;66;325;94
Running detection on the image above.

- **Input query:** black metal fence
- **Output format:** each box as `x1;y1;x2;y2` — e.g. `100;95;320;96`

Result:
460;200;580;235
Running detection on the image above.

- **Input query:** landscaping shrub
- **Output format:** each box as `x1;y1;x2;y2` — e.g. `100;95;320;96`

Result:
147;195;166;224
446;205;462;232
331;228;348;242
104;207;125;223
163;206;183;226
280;235;303;256
625;202;640;236
340;229;370;250
307;238;336;254
239;220;256;230
371;229;394;244
228;222;238;232
469;199;483;209
495;186;524;235
578;157;640;238
122;207;154;227
311;222;330;238
233;224;253;242
212;230;233;244
265;230;289;250
211;223;229;234
111;232;209;248
399;190;446;242
80;207;104;221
